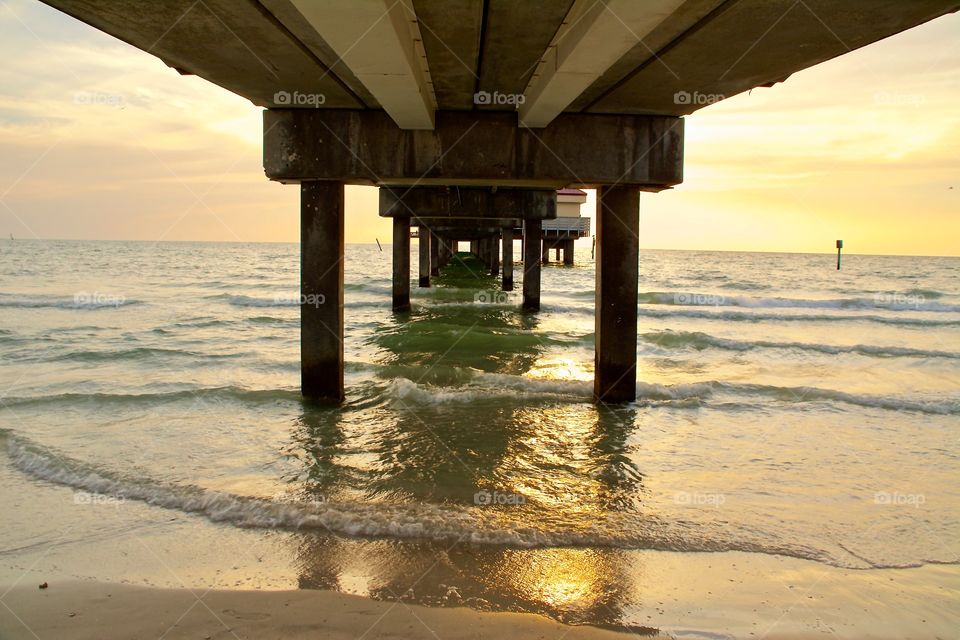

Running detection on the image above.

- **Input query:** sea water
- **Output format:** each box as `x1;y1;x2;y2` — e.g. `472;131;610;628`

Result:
1;240;957;635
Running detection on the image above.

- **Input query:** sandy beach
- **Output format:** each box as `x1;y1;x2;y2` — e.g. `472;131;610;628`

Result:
0;581;665;640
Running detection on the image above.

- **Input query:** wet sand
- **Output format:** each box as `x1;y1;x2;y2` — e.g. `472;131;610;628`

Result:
0;581;662;640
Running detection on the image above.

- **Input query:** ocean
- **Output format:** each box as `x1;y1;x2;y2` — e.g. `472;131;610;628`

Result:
1;239;958;637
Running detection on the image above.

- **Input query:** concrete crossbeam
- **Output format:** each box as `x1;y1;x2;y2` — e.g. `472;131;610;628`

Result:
264;110;683;188
380;187;556;220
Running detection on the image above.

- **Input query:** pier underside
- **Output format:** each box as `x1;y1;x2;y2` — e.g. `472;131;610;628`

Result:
268;110;684;403
38;0;960;404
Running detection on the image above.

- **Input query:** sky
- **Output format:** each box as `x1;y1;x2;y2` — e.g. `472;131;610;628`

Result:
0;0;957;256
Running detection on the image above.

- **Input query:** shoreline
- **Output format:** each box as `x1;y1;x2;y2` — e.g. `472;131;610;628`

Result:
0;580;662;640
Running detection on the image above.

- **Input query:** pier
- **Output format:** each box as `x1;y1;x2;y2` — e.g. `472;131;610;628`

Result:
40;0;960;403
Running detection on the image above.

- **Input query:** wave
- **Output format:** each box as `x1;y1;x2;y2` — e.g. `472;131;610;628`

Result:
641;330;960;360
0;386;302;409
0;294;140;310
388;376;592;404
216;294;386;310
903;288;944;299
0;367;952;416
62;347;247;363
640;292;960;312
638;307;960;327
0;433;867;568
714;381;957;415
386;373;958;415
220;294;298;308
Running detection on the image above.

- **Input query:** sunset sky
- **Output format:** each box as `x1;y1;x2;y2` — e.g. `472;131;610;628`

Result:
0;0;957;255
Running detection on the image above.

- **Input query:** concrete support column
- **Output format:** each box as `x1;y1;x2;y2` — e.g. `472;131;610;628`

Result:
392;217;410;312
470;240;478;256
523;219;542;311
563;239;574;265
301;181;344;402
430;231;440;276
418;229;431;288
440;238;451;266
489;234;499;276
595;185;640;403
542;239;550;264
502;228;514;291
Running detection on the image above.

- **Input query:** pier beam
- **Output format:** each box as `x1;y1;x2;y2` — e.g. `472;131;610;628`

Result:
523;220;542;311
541;240;550;264
301;181;344;402
489;235;499;276
392;216;410;311
418;231;430;288
563;239;574;265
502;228;514;291
430;231;440;277
594;186;640;403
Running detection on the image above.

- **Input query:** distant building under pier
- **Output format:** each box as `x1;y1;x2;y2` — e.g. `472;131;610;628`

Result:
538;189;590;265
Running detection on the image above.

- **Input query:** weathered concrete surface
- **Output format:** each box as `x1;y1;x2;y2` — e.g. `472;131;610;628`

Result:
488;236;499;276
430;231;440;277
301;181;345;402
584;0;960;116
41;0;364;108
392;217;410;312
418;234;431;288
380;187;557;220
264;110;683;188
594;186;640;403
502;228;514;292
523;220;542;311
413;218;519;231
43;0;960;130
412;0;484;109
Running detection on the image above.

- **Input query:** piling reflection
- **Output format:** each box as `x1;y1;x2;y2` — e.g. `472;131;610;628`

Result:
371;259;545;376
282;399;651;630
283;262;655;631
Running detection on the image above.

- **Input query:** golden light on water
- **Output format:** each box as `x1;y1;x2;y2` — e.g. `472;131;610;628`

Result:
502;406;621;524
499;549;608;611
526;357;594;382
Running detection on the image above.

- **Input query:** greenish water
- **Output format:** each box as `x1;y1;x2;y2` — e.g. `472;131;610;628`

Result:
0;240;958;636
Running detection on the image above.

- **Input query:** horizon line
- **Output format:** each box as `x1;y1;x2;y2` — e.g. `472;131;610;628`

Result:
4;237;957;259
